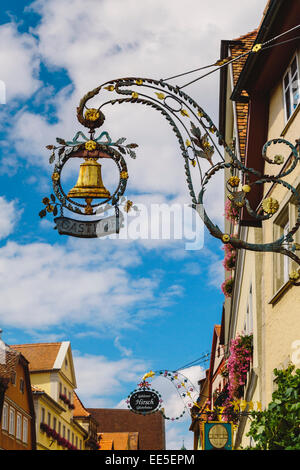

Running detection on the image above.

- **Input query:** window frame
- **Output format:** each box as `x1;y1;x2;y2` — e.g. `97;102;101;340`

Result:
9;407;15;435
22;417;28;444
16;412;22;440
2;402;8;431
283;53;300;123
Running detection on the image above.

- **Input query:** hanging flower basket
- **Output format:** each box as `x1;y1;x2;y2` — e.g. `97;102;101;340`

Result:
221;278;234;297
227;334;253;399
224;199;240;223
223;252;236;271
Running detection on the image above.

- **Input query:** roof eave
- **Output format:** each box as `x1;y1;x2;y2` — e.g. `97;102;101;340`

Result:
231;0;284;101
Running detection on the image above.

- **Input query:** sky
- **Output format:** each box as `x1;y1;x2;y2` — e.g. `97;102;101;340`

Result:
0;0;268;450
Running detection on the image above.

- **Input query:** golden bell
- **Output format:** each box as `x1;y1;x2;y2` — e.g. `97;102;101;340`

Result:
68;158;111;200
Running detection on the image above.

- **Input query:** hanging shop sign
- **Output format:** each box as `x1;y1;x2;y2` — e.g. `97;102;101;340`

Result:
129;389;161;414
40;74;300;275
127;382;162;415
54;212;123;238
39;112;138;239
203;422;233;450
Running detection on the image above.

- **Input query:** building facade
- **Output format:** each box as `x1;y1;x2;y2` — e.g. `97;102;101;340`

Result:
0;338;36;450
219;0;300;449
12;341;87;450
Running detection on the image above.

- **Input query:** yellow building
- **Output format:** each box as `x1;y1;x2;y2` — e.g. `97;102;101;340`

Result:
219;0;300;448
12;342;87;450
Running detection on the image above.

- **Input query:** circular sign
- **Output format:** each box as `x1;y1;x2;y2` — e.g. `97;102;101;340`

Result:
208;423;229;449
129;389;160;414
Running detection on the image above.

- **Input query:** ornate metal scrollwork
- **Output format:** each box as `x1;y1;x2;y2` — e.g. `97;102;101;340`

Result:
42;76;300;275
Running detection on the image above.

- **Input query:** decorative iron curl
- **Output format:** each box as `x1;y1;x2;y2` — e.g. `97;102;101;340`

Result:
76;77;300;269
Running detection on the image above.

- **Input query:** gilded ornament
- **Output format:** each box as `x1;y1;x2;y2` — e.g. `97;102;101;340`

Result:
84;108;100;121
289;271;300;281
252;44;262;52
180;109;189;117
261;197;279;214
222;234;230;243
52;172;60;182
228;176;240;187
132;92;139;99
155;92;166;100
120;171;128;179
274;154;284;165
85;140;97;151
124;200;133;213
242;184;251;193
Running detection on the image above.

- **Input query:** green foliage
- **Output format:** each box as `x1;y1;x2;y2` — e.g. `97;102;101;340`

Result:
247;365;300;450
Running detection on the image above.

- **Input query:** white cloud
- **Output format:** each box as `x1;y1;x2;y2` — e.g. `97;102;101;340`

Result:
73;352;148;407
0;196;22;240
0;237;183;331
0;22;40;100
4;0;267;217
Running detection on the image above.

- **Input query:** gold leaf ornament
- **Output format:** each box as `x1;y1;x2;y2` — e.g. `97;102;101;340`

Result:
52;172;60;182
252;44;262;53
274;154;284;164
84;108;100;121
132;92;139;99
242;184;251;193
120;171;128;179
228;176;240;187
155;92;165;100
104;85;115;91
289;270;300;281
85;140;97;151
222;234;230;243
180;109;189;117
262;197;279;214
136;79;143;85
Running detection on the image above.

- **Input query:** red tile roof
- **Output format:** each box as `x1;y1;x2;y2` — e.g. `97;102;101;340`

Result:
230;29;258;162
87;409;165;450
73;391;90;418
10;343;61;371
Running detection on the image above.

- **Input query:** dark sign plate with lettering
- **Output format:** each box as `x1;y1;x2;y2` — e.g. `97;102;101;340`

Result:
129;390;160;414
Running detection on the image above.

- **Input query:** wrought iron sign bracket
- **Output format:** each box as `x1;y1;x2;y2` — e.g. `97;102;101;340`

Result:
40;76;300;281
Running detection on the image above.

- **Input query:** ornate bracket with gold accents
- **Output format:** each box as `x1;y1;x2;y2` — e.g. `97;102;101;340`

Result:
41;76;300;279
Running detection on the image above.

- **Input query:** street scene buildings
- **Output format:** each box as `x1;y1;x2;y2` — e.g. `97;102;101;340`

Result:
0;0;299;452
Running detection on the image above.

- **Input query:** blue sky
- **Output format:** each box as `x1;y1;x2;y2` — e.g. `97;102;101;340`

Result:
0;0;267;449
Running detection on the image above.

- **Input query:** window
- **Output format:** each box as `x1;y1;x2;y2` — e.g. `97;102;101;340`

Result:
53;417;57;431
47;411;51;427
11;372;16;385
67;429;70;441
41;407;45;424
63;425;66;438
2;402;8;430
58;421;61;435
9;408;15;435
245;285;253;335
16;413;22;440
20;378;25;394
283;54;299;121
23;417;28;444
